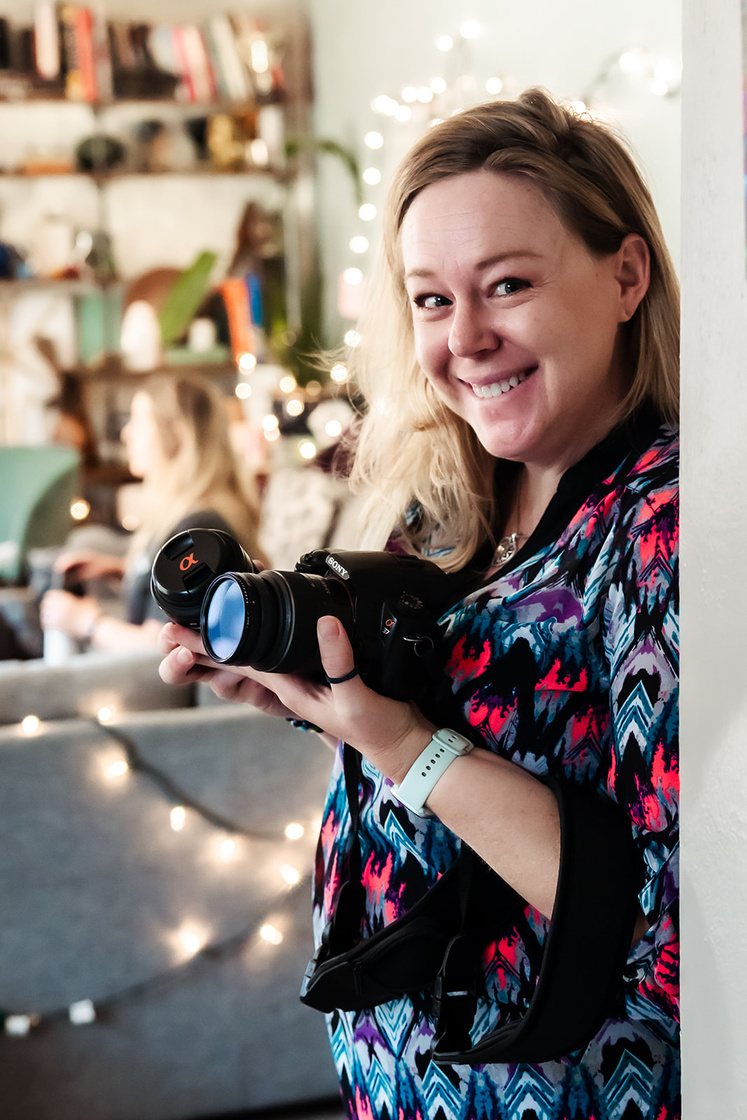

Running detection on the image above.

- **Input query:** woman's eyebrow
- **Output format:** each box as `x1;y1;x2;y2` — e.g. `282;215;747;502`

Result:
404;249;543;282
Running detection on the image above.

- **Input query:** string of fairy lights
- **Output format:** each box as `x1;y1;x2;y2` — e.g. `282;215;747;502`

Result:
3;713;320;1038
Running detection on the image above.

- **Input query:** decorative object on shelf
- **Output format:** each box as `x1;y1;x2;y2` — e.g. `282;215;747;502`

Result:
75;134;126;173
0;239;29;280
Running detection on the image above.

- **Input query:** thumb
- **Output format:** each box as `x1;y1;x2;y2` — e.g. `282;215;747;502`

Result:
317;616;358;686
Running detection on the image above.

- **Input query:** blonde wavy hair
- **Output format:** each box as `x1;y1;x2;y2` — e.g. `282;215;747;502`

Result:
348;88;680;571
126;373;266;565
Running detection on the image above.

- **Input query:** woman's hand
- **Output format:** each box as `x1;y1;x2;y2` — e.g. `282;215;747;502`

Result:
158;616;436;781
158;621;306;721
40;589;100;640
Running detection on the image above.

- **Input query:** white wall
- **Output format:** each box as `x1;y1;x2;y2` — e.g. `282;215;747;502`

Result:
680;0;747;1114
308;0;682;341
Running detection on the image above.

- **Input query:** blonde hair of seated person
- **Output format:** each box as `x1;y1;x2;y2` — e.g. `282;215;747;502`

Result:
125;372;266;567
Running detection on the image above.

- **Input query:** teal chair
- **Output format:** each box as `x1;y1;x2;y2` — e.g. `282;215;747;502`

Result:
0;445;81;584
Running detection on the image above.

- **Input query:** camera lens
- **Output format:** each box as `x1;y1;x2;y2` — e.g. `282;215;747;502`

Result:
201;569;353;672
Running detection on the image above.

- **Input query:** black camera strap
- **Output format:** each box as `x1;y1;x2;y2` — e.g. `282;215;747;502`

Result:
301;744;640;1066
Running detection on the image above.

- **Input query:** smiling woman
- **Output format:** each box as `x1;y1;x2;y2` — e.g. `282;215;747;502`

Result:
400;169;650;520
158;88;680;1120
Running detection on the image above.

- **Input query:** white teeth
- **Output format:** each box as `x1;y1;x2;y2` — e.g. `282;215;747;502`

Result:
471;370;528;398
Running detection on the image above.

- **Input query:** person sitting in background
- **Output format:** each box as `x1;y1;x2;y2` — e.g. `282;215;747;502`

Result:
40;373;266;652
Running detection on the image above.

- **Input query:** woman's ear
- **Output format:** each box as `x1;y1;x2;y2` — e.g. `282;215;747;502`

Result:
615;234;650;322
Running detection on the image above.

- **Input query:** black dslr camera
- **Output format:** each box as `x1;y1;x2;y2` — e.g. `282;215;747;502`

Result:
150;528;453;702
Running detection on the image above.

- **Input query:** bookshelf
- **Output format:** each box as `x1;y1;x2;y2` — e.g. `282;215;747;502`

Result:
0;2;318;491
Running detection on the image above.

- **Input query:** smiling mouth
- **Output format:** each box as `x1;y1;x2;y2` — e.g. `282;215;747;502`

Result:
470;367;537;398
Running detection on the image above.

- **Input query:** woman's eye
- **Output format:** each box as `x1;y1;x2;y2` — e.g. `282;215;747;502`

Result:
413;293;451;310
494;278;530;297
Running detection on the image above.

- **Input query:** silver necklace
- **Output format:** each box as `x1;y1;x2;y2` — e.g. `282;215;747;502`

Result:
492;471;526;568
492;530;526;567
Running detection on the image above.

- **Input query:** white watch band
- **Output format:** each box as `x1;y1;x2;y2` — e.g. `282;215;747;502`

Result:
393;728;474;817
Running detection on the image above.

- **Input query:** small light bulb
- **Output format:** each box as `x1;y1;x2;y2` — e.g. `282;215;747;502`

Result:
395;105;412;123
417;86;434;104
69;999;96;1026
5;1014;34;1037
486;77;504;96
401;85;418;103
279;374;297;393
179;929;203;955
285;398;304;417
21;715;40;735
280;864;301;886
105;760;129;779
70;499;90;521
569;99;587;115
344;330;361;347
219;838;237;862
373;94;397;116
299;440;317;460
170;806;186;832
325;420;343;439
259;923;283;945
238;352;257;373
358;203;376;221
249;138;269;166
436;35;454;52
305;379;322;398
235;382;251;400
264;428;280;443
619;49;645;74
261;414;279;432
97;706;113;723
285;822;304;840
330;363;349;383
363;167;382;186
364;131;384;150
250;37;269;73
430;77;447;94
460;20;481;40
343;268;363;287
350;236;369;254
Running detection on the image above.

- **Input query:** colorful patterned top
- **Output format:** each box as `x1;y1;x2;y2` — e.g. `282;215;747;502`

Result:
312;416;680;1120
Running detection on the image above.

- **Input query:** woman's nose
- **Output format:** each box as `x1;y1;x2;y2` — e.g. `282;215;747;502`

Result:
448;301;499;358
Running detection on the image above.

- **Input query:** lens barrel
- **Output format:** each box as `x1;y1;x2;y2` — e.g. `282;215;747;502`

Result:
201;569;353;672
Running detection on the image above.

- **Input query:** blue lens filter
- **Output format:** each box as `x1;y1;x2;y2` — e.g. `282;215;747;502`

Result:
205;577;246;660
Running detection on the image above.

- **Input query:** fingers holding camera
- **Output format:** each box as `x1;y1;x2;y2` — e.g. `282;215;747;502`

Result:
158;622;215;685
157;621;300;721
315;616;436;782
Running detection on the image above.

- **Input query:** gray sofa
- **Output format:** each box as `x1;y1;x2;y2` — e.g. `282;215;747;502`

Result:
0;701;340;1119
0;649;196;725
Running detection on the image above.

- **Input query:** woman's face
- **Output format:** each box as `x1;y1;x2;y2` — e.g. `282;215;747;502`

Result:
399;169;648;480
121;390;164;479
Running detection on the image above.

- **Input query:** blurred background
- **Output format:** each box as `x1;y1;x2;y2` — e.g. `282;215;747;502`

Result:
0;2;681;1118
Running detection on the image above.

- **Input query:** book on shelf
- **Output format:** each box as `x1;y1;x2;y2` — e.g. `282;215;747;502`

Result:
204;14;252;103
58;3;97;102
